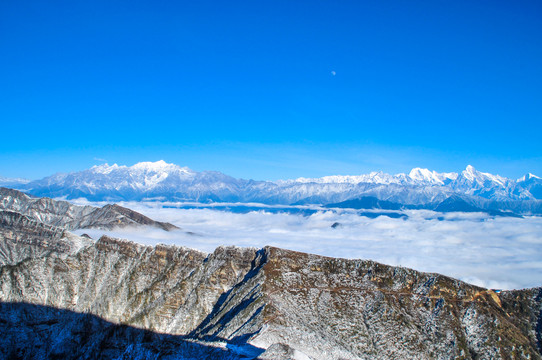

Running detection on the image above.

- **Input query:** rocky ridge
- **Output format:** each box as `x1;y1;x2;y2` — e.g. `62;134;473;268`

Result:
0;203;541;359
0;187;178;231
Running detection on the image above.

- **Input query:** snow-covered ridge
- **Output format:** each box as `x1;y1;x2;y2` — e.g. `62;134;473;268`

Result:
518;173;541;182
289;167;459;186
461;165;508;186
408;168;458;185
288;172;402;185
91;161;194;176
11;161;542;205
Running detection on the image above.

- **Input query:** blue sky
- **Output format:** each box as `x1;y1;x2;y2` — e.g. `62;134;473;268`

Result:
1;0;541;180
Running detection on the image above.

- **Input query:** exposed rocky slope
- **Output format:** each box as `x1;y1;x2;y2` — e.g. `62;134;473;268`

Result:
0;210;91;266
1;206;541;359
0;187;178;231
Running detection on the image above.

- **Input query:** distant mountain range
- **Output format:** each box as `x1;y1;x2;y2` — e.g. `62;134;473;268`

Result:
5;160;542;214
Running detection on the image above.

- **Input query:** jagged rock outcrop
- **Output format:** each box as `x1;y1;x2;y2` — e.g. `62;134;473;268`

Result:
0;187;178;231
1;206;541;359
0;210;91;266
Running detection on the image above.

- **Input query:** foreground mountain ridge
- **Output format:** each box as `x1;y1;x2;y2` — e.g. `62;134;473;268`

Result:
2;230;541;358
0;192;541;359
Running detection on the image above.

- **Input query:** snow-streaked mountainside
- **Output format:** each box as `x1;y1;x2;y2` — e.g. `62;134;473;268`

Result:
0;187;178;233
1;195;541;358
11;161;542;212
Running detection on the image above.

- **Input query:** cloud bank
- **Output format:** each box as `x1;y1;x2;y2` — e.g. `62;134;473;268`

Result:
74;201;542;290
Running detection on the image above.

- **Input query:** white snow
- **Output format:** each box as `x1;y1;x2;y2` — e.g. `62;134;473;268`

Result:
518;173;542;182
461;165;508;187
292;349;313;360
408;168;457;185
288;168;458;187
91;163;121;174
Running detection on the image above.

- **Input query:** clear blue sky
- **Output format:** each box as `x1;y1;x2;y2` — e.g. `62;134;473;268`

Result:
1;0;541;180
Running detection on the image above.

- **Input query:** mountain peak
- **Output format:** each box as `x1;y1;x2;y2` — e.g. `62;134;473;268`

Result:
132;160;175;170
519;173;541;182
91;163;121;174
128;161;195;175
408;167;457;185
461;165;480;182
408;167;432;179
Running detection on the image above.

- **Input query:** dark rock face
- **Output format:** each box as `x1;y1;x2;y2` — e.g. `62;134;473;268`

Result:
326;196;403;210
0;197;541;359
0;302;256;360
325;194;524;218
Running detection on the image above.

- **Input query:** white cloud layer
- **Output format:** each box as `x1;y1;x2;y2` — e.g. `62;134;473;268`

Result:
73;201;542;291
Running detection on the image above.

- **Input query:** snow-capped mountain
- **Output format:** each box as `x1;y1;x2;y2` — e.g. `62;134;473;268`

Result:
407;167;457;185
21;160;253;202
13;161;542;211
517;173;542;200
448;165;519;200
287;167;458;186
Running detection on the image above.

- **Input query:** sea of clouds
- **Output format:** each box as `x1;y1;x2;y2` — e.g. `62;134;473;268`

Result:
73;201;542;290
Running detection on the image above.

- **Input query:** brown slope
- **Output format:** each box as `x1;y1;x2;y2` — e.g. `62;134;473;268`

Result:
0;227;540;359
